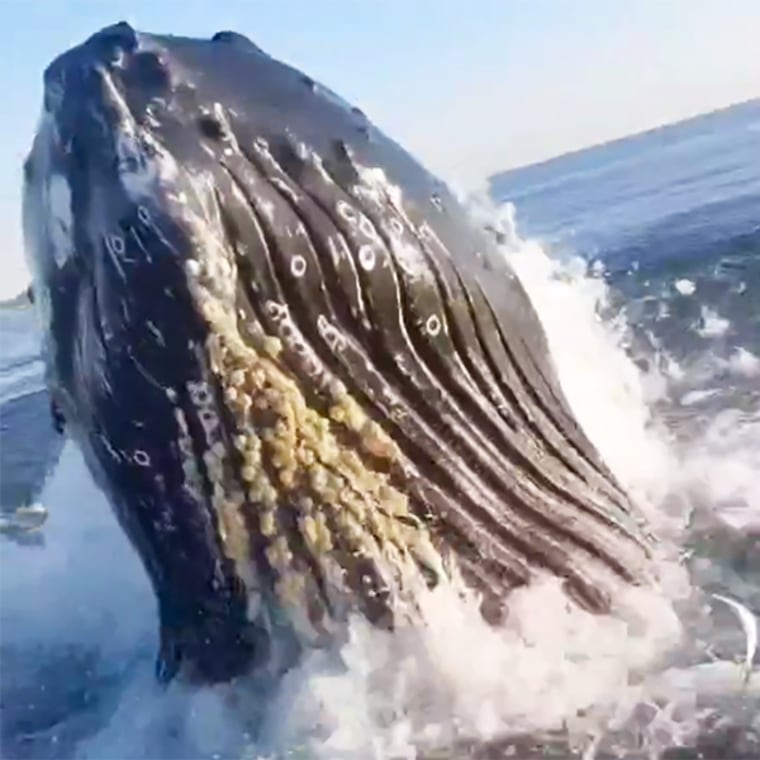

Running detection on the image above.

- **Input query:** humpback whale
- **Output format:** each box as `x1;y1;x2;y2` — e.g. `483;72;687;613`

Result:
22;22;655;684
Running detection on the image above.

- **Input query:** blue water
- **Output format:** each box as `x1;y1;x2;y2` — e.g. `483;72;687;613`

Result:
2;100;759;758
490;99;760;275
492;99;760;431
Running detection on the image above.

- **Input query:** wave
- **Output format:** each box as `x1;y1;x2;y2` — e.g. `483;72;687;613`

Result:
0;359;45;407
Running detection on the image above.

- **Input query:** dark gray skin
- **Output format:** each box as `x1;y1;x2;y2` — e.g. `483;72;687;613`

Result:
22;23;655;686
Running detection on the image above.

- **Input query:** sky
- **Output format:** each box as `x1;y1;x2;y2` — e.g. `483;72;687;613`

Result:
1;0;758;298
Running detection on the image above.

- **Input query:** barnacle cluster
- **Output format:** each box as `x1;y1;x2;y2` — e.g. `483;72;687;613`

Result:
183;253;444;641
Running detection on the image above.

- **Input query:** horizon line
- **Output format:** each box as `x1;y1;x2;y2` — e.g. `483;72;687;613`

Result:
488;96;760;184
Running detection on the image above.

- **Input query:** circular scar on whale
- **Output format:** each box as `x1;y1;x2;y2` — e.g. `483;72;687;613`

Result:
22;21;658;684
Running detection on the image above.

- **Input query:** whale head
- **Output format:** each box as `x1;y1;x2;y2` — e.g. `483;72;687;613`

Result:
23;22;655;685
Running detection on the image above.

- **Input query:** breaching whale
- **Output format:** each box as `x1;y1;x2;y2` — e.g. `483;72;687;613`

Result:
22;22;655;684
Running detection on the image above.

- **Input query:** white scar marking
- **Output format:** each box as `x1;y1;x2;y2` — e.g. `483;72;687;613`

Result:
126;346;166;394
130;227;153;263
137;206;151;225
98;69;180;203
133;450;151;467
173;405;205;502
296;141;333;184
270;176;300;203
146;321;165;346
358;245;376;271
99;434;122;462
358;214;377;241
259;199;276;222
103;233;127;281
47;174;73;267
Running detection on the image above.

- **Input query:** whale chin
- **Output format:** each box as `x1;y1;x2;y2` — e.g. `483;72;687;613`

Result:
22;21;656;683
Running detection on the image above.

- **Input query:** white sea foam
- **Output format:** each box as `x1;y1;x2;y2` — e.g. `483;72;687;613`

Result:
696;305;731;338
0;358;45;405
674;278;696;296
729;347;760;378
2;198;758;759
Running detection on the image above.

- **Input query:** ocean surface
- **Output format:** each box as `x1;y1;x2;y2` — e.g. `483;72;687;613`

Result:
1;99;759;759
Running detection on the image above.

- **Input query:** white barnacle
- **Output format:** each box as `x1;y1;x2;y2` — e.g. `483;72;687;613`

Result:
425;314;441;337
188;381;212;406
137;205;151;225
317;314;347;353
303;355;321;378
200;408;218;430
291;255;307;278
265;300;289;323
337;200;357;225
273;312;298;341
358;245;376;271
292;338;309;357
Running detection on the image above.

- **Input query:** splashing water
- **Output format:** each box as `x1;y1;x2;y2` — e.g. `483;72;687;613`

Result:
2;195;759;760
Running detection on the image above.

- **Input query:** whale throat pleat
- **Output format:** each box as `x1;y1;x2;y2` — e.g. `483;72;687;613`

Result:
178;126;653;623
